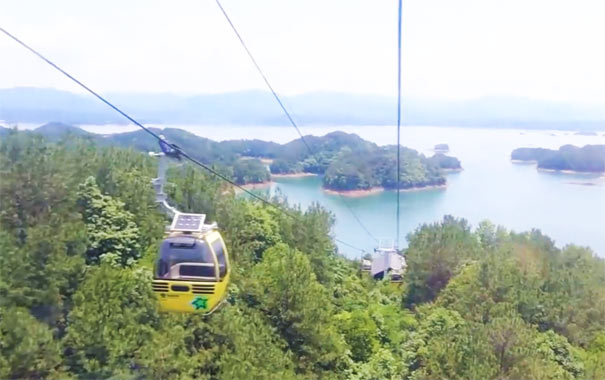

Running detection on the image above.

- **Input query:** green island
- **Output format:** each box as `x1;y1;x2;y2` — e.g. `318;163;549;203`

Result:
322;146;452;192
268;132;461;192
1;128;604;380
512;144;605;173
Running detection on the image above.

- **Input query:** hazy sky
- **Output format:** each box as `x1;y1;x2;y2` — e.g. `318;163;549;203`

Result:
1;0;605;103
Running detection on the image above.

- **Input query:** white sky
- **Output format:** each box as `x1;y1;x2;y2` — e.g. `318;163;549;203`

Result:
1;0;605;103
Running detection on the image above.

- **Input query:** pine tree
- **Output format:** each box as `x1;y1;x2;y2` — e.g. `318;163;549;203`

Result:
77;176;141;267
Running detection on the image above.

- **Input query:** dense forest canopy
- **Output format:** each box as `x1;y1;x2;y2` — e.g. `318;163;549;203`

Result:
323;146;452;191
0;130;604;379
512;144;605;173
426;153;461;170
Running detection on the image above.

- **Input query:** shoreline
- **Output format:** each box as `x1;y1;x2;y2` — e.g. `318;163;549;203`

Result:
513;160;603;176
399;183;448;192
323;183;447;197
323;187;385;197
234;181;272;193
565;181;601;187
537;168;602;175
442;168;463;173
271;172;318;178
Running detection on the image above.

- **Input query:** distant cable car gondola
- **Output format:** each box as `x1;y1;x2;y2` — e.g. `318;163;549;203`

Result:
371;239;406;283
360;258;372;272
149;146;230;314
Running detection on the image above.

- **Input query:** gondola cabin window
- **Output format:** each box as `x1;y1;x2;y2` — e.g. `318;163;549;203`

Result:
211;238;228;279
157;236;217;281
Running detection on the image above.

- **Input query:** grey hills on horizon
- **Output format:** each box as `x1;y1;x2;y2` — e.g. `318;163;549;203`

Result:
1;86;605;131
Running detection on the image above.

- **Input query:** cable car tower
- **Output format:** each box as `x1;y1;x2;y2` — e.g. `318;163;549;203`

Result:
149;140;231;314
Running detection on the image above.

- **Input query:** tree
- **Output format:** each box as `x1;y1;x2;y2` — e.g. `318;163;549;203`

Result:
136;322;203;380
348;348;405;380
270;158;300;174
233;159;270;184
213;306;299;380
0;307;64;380
584;333;605;380
0;132;70;243
335;309;379;362
77;176;141;267
246;243;348;375
0;222;87;324
2;128;604;380
219;200;281;264
63;265;158;378
405;216;481;306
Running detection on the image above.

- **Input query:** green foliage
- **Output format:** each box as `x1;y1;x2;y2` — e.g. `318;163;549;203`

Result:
0;222;87;324
323;146;448;191
63;265;159;378
348;348;406;380
584;334;605;380
1;129;604;380
0;131;71;243
405;216;481;305
77;176;141;266
0;307;64;380
233;158;270;185
246;243;348;374
511;144;605;172
219;200;281;264
135;323;200;380
335;309;379;362
166;163;223;220
212;306;298;380
426;153;461;170
270;158;301;174
535;330;584;378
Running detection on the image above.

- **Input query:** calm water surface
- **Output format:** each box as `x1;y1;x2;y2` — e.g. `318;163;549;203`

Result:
80;124;605;257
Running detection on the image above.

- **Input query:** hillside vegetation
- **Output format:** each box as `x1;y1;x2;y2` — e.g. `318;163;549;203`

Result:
322;146;454;191
512;145;605;173
267;132;460;191
8;123;460;190
0;130;604;379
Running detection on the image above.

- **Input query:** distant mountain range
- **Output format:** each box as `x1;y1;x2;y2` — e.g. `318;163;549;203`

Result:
2;87;605;130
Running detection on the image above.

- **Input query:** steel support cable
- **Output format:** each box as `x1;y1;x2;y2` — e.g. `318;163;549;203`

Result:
0;25;281;207
0;25;368;253
335;238;367;253
396;0;403;249
215;0;378;243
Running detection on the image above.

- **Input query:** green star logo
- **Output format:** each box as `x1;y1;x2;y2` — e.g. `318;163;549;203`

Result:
191;296;208;310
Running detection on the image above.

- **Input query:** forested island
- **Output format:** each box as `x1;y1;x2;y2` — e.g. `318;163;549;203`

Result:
321;146;456;193
267;132;461;192
512;144;605;173
0;129;604;379
1;123;462;192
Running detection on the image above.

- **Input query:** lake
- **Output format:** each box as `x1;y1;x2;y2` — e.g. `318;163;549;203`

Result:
81;124;605;258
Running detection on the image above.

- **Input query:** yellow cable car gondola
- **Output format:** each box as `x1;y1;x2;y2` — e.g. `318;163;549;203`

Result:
152;212;230;314
149;143;230;314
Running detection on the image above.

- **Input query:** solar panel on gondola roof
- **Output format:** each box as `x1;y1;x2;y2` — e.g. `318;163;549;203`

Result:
170;212;206;232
